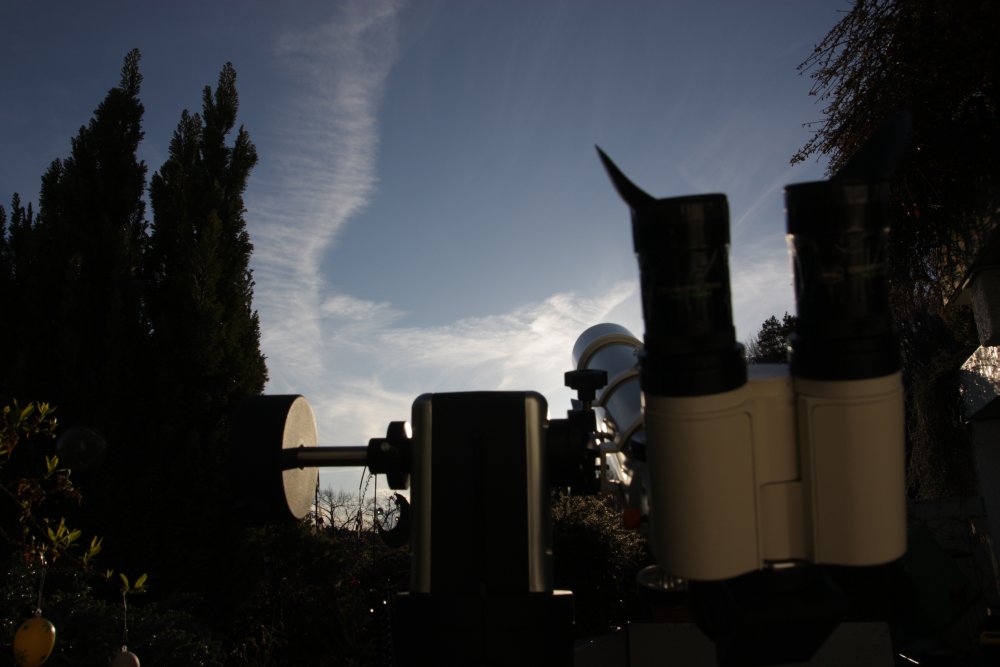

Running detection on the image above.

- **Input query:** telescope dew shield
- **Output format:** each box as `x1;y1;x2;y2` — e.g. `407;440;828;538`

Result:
572;323;644;447
786;179;906;567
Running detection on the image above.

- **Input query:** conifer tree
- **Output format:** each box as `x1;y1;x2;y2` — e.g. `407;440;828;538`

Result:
745;313;797;364
0;205;9;391
0;205;7;290
11;50;148;422
144;62;267;589
0;49;278;658
147;62;266;413
0;194;38;394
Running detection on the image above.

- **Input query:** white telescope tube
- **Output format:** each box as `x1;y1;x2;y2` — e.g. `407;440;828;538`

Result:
572;323;647;512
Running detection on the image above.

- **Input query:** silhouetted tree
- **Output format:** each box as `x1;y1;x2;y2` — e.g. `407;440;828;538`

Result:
0;205;9;387
4;49;147;411
0;52;154;561
795;0;995;497
134;62;267;595
0;52;273;659
0;195;39;397
745;313;797;364
147;62;267;413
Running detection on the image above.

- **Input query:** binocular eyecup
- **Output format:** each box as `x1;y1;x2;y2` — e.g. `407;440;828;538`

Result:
599;145;899;394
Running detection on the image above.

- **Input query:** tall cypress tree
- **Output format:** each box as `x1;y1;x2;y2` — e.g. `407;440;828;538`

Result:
148;63;266;413
0;205;8;390
1;194;42;394
145;62;267;589
7;52;152;568
0;50;147;452
11;51;148;422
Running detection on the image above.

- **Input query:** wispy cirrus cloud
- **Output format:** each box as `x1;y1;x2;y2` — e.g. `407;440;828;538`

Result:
241;0;638;494
248;0;403;390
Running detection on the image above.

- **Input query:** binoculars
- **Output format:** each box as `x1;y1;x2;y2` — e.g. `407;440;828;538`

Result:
597;148;906;582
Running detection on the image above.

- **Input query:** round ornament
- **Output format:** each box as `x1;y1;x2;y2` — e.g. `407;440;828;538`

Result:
13;615;56;667
111;647;140;667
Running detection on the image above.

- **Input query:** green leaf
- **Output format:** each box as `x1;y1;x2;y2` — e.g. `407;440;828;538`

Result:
119;572;129;589
83;537;101;565
134;573;148;591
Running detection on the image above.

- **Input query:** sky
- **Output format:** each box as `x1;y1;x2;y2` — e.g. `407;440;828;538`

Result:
1;0;842;497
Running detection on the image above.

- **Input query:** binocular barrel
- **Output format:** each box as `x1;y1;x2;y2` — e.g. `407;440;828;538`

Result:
598;148;746;398
786;179;899;380
785;179;905;569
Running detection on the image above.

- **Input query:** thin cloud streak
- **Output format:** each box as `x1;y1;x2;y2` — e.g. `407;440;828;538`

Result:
248;0;402;388
239;0;635;455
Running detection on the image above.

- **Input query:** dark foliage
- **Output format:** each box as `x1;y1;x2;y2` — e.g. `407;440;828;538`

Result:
140;60;268;595
216;523;411;667
795;0;998;497
745;313;797;364
0;50;271;664
551;492;652;638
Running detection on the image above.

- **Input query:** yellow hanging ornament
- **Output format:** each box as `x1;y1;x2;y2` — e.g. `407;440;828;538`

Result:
12;612;56;667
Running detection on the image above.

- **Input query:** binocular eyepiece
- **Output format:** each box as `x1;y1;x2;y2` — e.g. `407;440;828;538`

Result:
785;179;899;380
597;148;745;397
597;147;899;393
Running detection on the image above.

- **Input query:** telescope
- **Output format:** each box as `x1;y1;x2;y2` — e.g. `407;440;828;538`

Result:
232;377;610;666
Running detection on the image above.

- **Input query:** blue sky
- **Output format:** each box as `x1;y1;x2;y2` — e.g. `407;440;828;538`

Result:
1;0;841;495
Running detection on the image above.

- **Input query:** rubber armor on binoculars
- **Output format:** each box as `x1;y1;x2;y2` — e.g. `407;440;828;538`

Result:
598;149;906;581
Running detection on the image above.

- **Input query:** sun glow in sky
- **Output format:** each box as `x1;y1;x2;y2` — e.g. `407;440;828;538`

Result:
1;0;841;494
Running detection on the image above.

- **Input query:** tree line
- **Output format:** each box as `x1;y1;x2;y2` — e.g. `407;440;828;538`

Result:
0;49;287;664
0;46;266;585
